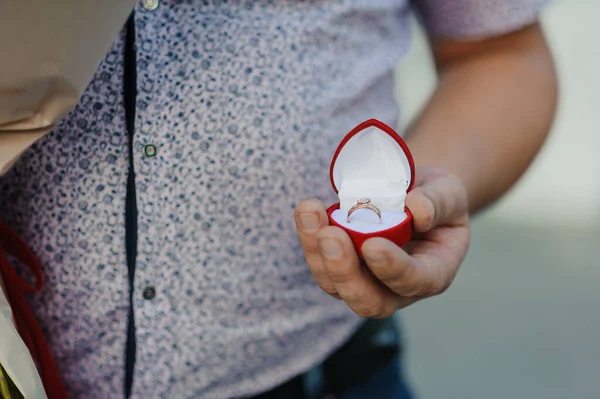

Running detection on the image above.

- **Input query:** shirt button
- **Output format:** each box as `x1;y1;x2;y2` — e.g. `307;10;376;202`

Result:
143;144;157;158
141;0;159;11
142;286;156;300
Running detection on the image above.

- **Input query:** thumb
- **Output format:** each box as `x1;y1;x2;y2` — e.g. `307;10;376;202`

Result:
405;169;468;233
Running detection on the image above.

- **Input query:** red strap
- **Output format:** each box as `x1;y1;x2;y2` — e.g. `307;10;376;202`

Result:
0;222;70;399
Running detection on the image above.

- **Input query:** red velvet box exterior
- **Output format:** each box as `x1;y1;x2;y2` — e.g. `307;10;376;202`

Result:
326;119;415;258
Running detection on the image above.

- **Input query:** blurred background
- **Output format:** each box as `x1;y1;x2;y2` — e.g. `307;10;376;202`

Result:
394;1;600;398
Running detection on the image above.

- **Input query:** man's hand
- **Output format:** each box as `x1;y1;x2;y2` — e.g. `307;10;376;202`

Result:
294;167;470;318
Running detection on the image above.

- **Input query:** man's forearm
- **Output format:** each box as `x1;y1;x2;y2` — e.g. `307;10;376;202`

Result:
405;24;558;213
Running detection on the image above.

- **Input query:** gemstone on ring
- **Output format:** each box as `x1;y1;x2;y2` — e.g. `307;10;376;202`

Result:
346;197;381;223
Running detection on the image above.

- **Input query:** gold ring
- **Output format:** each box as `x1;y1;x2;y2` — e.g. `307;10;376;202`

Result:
346;198;382;223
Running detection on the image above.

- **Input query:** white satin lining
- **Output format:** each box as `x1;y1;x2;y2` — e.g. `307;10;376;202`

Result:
331;125;410;233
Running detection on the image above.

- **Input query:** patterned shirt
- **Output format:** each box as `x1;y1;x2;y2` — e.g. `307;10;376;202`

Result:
0;1;547;398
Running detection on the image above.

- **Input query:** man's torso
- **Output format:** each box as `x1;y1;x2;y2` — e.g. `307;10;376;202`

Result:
0;1;411;397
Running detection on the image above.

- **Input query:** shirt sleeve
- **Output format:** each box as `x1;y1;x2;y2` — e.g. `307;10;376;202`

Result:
411;0;552;39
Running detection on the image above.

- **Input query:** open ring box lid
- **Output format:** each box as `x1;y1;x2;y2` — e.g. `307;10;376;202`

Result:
326;119;415;258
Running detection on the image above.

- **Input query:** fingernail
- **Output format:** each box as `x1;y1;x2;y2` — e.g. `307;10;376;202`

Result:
363;250;387;265
318;238;342;259
298;212;320;233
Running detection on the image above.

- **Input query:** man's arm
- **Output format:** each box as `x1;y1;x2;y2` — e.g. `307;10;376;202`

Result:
405;23;558;213
294;20;557;318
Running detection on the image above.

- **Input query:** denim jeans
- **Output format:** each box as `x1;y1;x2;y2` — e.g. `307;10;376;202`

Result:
252;317;413;399
303;357;413;399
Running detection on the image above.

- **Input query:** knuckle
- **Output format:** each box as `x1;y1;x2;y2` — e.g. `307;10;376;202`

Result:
419;281;438;297
376;266;411;288
307;269;340;299
327;269;355;285
316;225;346;241
338;286;362;304
400;264;449;298
417;279;446;297
399;279;434;297
306;263;328;280
372;263;414;292
428;266;449;296
431;279;449;296
329;291;342;300
399;286;423;297
356;300;390;319
319;284;339;297
304;245;321;258
304;254;323;271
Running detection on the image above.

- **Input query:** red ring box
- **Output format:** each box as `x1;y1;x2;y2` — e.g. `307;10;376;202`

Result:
326;119;415;258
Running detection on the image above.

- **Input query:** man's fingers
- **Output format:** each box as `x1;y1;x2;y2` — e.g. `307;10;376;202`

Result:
317;226;404;317
406;168;468;233
294;199;338;297
362;237;453;298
